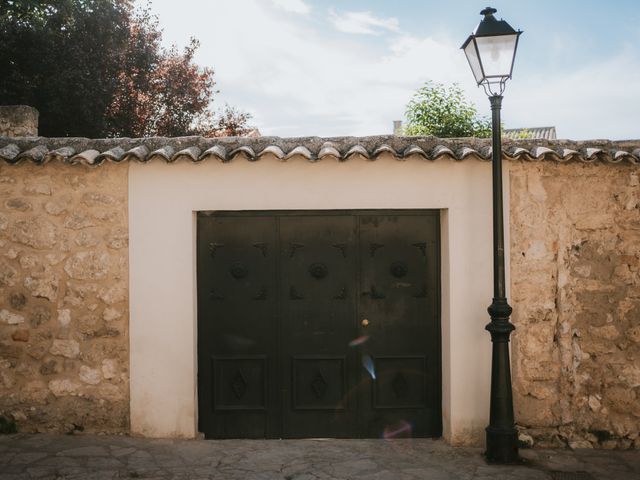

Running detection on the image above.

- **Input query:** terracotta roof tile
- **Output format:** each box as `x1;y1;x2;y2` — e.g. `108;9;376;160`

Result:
122;145;149;162
318;143;341;160
71;149;99;165
148;145;175;162
0;135;638;166
96;147;125;163
372;144;398;158
431;145;455;159
44;146;76;163
283;145;312;161
258;145;285;160
17;145;48;163
402;145;427;159
344;145;369;160
173;146;201;162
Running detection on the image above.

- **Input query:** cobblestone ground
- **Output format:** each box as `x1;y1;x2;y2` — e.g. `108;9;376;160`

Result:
0;435;639;480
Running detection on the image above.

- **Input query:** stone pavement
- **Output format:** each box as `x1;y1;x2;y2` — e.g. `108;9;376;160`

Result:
0;435;639;480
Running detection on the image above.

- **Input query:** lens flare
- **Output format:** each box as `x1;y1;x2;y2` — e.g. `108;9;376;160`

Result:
348;335;369;347
362;354;376;380
382;420;413;439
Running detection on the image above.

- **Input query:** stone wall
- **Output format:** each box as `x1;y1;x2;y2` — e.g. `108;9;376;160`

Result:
510;160;640;449
0;148;638;446
0;161;129;433
0;106;38;137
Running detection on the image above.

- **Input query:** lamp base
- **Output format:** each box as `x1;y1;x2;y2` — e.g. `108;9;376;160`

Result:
485;426;519;464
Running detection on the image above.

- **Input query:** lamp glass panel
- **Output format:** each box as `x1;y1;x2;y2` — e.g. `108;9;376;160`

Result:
475;34;518;77
464;40;484;83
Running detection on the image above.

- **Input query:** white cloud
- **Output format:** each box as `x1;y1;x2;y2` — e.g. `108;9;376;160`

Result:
505;51;640;140
144;0;492;136
271;0;310;15
328;8;399;35
142;0;640;140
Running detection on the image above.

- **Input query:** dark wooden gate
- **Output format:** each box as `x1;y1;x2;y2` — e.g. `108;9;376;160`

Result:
197;210;441;439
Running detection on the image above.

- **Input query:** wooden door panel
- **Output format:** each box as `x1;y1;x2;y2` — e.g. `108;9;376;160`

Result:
358;214;441;437
197;214;278;438
279;215;358;438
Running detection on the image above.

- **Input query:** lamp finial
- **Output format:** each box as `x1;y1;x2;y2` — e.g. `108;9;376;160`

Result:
480;7;497;16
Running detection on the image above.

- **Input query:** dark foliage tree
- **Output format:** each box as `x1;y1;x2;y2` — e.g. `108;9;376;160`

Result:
1;0;130;136
0;0;252;137
210;104;255;137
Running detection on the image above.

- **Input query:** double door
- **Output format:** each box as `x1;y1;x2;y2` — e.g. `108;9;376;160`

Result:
197;210;441;438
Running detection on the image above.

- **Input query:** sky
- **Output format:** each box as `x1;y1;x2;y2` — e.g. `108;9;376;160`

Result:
138;0;640;140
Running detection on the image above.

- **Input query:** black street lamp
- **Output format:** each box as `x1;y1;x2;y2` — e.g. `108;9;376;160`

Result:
461;7;522;464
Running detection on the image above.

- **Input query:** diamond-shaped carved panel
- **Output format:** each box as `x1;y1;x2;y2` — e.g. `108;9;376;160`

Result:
230;370;247;399
212;356;266;411
373;356;426;409
310;372;328;399
293;357;345;410
391;373;409;398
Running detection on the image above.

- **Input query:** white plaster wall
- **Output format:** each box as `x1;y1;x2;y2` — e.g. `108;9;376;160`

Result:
129;153;509;445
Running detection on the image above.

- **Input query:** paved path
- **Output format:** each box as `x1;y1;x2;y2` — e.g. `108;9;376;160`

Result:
0;435;639;480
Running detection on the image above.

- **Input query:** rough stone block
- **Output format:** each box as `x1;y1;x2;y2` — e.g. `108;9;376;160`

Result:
11;329;30;342
64;251;111;280
0;309;25;324
49;339;80;359
79;366;101;385
10;217;58;249
0;261;18;287
48;379;80;397
63;212;96;230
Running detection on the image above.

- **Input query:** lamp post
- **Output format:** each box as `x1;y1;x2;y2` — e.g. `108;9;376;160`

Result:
461;7;522;464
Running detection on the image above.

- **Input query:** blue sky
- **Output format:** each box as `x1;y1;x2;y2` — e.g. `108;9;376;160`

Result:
140;0;640;139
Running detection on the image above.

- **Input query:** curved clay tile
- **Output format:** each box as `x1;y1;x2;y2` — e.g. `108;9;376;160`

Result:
559;148;581;162
344;145;370;160
229;145;256;161
122;145;149;162
373;144;399;159
257;145;285;160
171;147;201;163
582;148;603;163
95;147;126;164
0;143;23;163
402;145;427;159
611;150;636;164
148;146;175;162
199;145;228;162
530;146;559;161
284;146;313;161
70;149;100;165
16;145;48;164
479;146;492;160
430;145;455;160
44;146;76;164
506;146;531;160
457;147;481;160
318;143;341;160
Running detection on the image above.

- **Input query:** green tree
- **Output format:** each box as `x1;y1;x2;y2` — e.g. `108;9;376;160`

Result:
403;81;491;138
0;0;252;137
